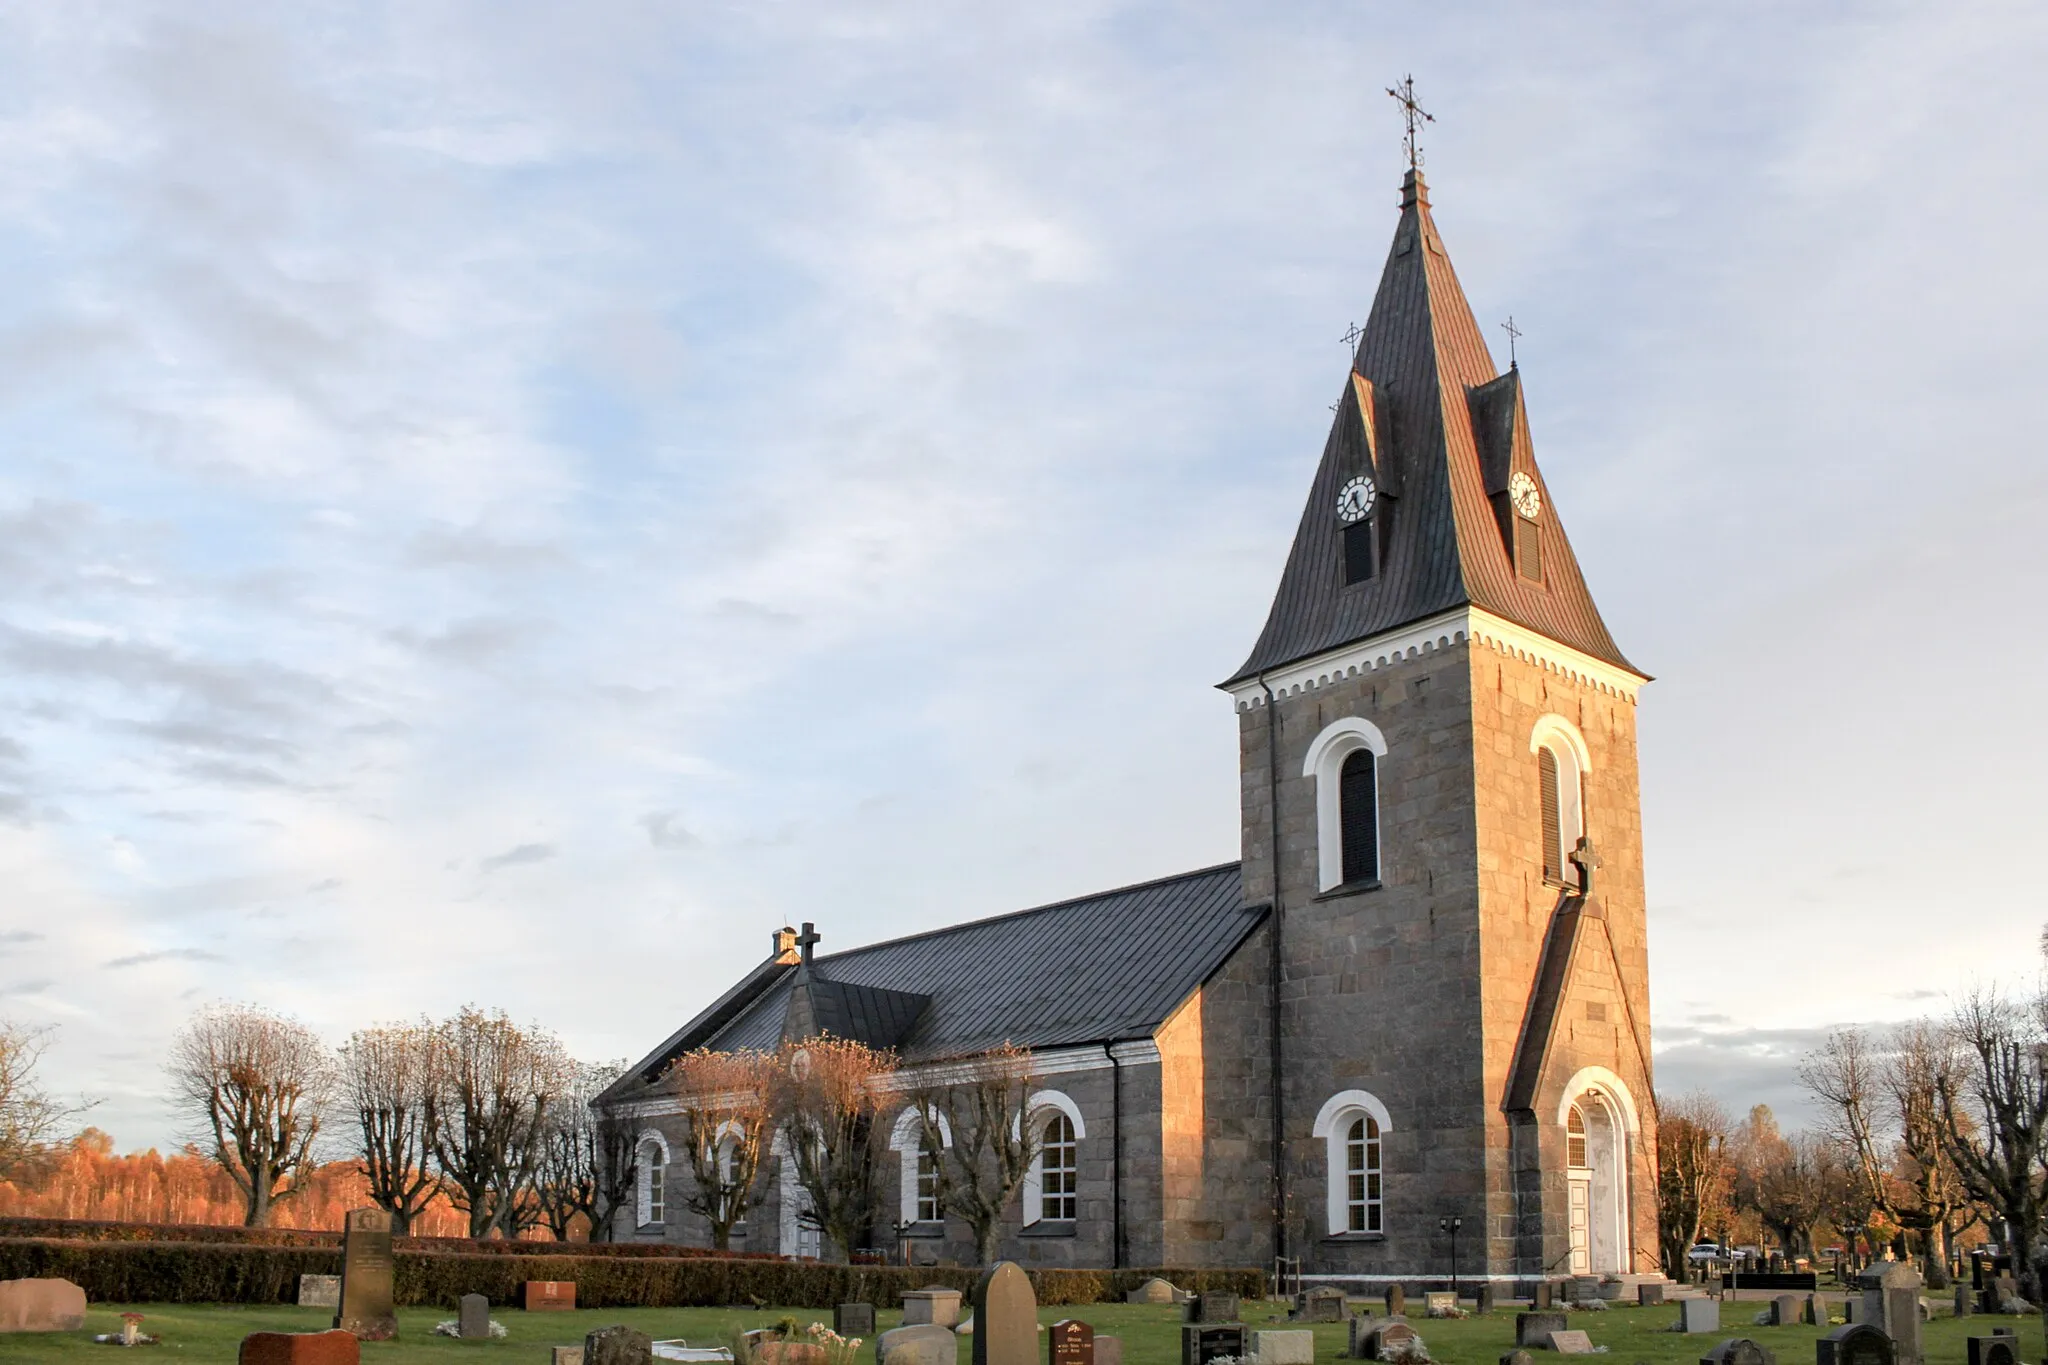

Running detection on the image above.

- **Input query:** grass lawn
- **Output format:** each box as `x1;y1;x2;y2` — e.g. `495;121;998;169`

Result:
0;1298;2036;1365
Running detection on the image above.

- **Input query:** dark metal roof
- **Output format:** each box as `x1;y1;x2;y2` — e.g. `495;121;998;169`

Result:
782;971;932;1051
1225;170;1640;687
606;863;1259;1101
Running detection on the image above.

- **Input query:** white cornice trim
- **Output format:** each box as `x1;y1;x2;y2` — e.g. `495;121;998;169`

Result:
1225;606;1643;711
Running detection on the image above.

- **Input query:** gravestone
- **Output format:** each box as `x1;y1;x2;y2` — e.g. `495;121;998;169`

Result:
1477;1284;1496;1314
1127;1279;1178;1306
1679;1299;1721;1334
236;1330;362;1365
1424;1292;1457;1318
1501;1353;1536;1365
1181;1323;1248;1365
1701;1339;1775;1365
1638;1284;1665;1308
1385;1285;1406;1317
1805;1296;1828;1327
1188;1292;1240;1324
1983;1276;2018;1315
1816;1324;1893;1365
1349;1315;1380;1359
880;1324;962;1365
527;1281;577;1311
1967;1336;2018;1365
1302;1288;1347;1322
1954;1286;1972;1318
1252;1330;1316;1365
0;1277;86;1333
1050;1320;1094;1365
552;1350;586;1365
1857;1263;1922;1365
1842;1299;1859;1325
1516;1312;1568;1348
1094;1336;1123;1365
460;1294;491;1340
585;1324;655;1365
298;1275;341;1309
905;1288;966;1329
1548;1330;1596;1354
974;1261;1038;1365
1773;1296;1801;1327
1570;1277;1604;1305
1532;1283;1554;1311
333;1208;398;1341
838;1304;878;1338
1359;1321;1417;1361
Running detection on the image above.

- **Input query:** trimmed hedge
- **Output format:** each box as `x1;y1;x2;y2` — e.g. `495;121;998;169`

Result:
0;1217;780;1259
0;1237;1264;1310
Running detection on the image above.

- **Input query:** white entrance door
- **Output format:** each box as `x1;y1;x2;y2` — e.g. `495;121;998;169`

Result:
1568;1176;1591;1274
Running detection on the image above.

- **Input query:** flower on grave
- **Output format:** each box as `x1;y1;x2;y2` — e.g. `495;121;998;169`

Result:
1378;1333;1431;1363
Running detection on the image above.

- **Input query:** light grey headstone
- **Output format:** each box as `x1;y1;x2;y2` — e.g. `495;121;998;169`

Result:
906;1289;967;1329
1424;1293;1457;1318
1547;1330;1596;1354
973;1261;1037;1365
881;1324;962;1365
1251;1330;1315;1364
460;1293;491;1340
1857;1263;1922;1365
1093;1335;1123;1365
298;1274;341;1309
1517;1312;1568;1348
1772;1296;1801;1327
1126;1280;1177;1306
1680;1299;1721;1334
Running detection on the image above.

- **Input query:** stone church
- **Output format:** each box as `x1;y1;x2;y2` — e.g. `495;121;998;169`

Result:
598;163;1658;1290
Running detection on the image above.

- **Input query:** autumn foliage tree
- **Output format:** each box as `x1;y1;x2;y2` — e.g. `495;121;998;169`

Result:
664;1048;776;1250
909;1043;1042;1266
774;1038;893;1259
337;1023;439;1235
167;1004;332;1227
425;1007;573;1239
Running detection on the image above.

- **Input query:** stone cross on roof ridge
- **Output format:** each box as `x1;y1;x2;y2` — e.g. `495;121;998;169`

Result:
795;921;822;966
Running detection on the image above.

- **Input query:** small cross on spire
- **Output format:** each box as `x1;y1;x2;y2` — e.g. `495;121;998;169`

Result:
795;921;821;966
1340;322;1364;351
1500;316;1523;369
1569;838;1603;897
1385;75;1435;171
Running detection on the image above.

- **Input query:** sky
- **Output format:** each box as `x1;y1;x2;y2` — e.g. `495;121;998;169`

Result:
0;2;2044;1152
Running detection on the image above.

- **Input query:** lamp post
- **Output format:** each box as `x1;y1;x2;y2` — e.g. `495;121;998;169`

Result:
1440;1215;1464;1300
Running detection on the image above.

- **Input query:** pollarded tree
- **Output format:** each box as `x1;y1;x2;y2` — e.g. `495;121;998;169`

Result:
337;1022;439;1235
0;1021;86;1181
666;1048;777;1251
1656;1090;1729;1276
425;1007;573;1239
908;1042;1042;1266
773;1037;894;1260
533;1060;622;1241
1934;986;2048;1306
166;1003;332;1227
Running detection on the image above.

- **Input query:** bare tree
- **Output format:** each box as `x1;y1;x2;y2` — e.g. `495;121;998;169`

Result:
665;1048;776;1250
1813;1134;1878;1267
166;1004;332;1227
908;1043;1042;1266
1657;1090;1729;1276
587;1104;641;1243
337;1023;439;1234
774;1038;894;1260
1934;986;2048;1304
0;1021;86;1180
425;1007;573;1239
1803;1024;1963;1283
533;1061;620;1241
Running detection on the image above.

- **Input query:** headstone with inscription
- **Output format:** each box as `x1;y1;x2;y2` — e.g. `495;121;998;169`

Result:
1816;1324;1893;1365
974;1261;1037;1365
333;1208;397;1341
1548;1331;1597;1354
1701;1339;1775;1365
1857;1263;1921;1365
1424;1292;1457;1318
1517;1313;1568;1348
1302;1288;1346;1322
1679;1300;1721;1334
527;1281;577;1311
1359;1322;1417;1361
1050;1320;1094;1365
838;1304;878;1339
1181;1323;1248;1365
1127;1279;1178;1306
459;1294;491;1340
1252;1330;1316;1365
1187;1292;1240;1325
298;1275;341;1310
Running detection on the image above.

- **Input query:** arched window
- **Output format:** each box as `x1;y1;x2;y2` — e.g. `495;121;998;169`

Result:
888;1105;952;1227
916;1140;942;1222
636;1131;670;1228
1304;717;1390;893
1039;1113;1078;1222
1566;1106;1588;1168
1529;716;1590;888
1312;1089;1393;1236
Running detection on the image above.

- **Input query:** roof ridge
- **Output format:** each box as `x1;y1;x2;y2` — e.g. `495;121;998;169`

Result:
809;861;1245;965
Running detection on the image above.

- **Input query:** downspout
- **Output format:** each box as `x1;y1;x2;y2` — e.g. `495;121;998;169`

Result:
1260;673;1288;1269
1104;1042;1125;1268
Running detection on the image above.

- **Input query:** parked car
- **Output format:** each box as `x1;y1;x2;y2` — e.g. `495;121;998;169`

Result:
1688;1243;1725;1264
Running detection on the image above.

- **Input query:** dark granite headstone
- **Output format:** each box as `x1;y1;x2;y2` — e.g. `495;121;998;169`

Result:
1050;1320;1094;1365
1701;1339;1775;1365
459;1294;490;1340
585;1325;655;1365
1532;1282;1554;1311
1188;1292;1240;1324
1967;1336;2018;1365
1816;1324;1894;1365
1477;1284;1496;1315
1516;1312;1568;1349
974;1261;1038;1365
1385;1286;1406;1317
837;1304;877;1338
1639;1284;1665;1307
1181;1324;1248;1365
333;1208;397;1341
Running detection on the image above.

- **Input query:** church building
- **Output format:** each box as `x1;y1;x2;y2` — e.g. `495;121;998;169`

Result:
597;161;1658;1290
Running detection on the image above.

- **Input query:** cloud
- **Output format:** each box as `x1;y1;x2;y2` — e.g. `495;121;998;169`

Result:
405;525;566;573
479;842;556;873
0;931;45;948
640;811;701;851
0;625;337;720
103;948;230;970
385;618;532;665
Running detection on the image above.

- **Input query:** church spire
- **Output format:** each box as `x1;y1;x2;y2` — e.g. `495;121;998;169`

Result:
1224;166;1639;687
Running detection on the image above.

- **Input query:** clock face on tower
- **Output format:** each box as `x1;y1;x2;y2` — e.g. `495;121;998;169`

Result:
1335;474;1377;524
1509;471;1542;520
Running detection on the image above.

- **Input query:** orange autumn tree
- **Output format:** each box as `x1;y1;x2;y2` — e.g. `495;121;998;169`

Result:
666;1048;777;1250
773;1038;894;1259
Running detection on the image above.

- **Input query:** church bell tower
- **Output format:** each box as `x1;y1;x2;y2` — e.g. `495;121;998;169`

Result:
1219;162;1657;1287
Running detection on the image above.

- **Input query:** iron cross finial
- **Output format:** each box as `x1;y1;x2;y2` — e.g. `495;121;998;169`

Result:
1385;75;1435;171
796;921;821;966
1501;316;1523;369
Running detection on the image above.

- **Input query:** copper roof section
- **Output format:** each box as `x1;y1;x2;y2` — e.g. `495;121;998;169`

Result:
1224;171;1639;686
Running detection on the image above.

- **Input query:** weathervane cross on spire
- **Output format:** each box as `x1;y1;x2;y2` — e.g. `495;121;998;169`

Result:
1501;315;1523;369
1385;74;1434;171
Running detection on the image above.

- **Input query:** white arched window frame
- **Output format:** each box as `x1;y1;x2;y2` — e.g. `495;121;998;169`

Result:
1018;1090;1086;1226
1529;714;1591;886
1304;717;1389;893
711;1119;749;1231
1556;1066;1640;1276
1311;1090;1393;1236
636;1128;671;1228
888;1105;953;1226
770;1128;823;1259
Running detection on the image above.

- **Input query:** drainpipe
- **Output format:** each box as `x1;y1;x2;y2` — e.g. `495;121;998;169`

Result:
1260;673;1288;1270
1104;1042;1125;1269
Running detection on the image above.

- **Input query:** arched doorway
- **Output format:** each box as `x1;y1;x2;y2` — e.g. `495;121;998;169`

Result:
1558;1069;1637;1275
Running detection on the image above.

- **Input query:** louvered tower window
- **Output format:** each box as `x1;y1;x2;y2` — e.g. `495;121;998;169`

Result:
1344;519;1376;584
1515;514;1542;582
1539;746;1563;883
1339;749;1379;885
